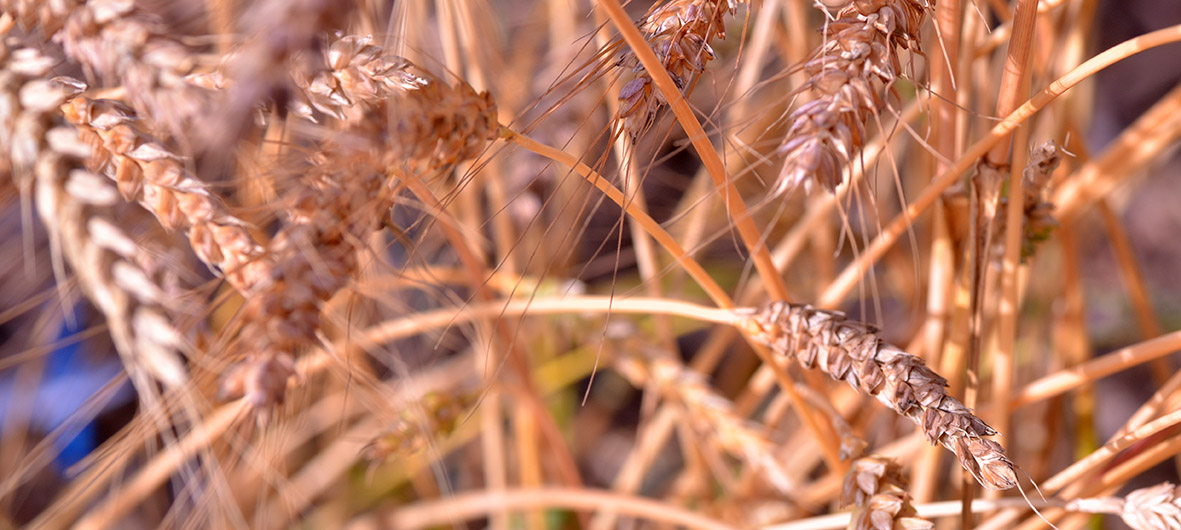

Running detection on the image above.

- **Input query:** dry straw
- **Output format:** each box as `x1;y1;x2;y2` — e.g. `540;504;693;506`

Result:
776;0;929;193
738;301;1017;490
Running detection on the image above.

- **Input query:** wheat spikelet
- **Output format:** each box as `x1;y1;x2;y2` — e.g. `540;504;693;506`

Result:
737;301;1017;490
59;95;268;295
775;0;929;193
615;347;796;494
842;455;934;530
614;0;741;136
218;150;390;407
2;42;189;387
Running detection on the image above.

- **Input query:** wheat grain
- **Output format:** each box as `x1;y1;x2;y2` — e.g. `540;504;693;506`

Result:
775;0;930;193
842;455;934;530
737;301;1017;490
294;35;499;172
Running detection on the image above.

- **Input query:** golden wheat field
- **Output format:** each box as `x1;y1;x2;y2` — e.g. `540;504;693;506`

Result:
1;0;1180;528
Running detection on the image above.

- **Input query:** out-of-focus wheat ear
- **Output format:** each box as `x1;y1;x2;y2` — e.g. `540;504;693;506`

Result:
203;0;353;153
842;456;934;530
614;348;797;494
58;95;270;295
217;156;389;408
1068;482;1181;530
992;140;1061;261
292;36;498;172
775;0;929;193
216;54;499;409
737;301;1019;490
3;0;213;141
362;390;479;471
612;0;741;137
21;76;189;387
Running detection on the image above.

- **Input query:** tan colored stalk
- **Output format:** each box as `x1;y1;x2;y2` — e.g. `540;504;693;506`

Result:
776;0;930;193
1008;329;1181;409
598;0;791;303
738;301;1017;490
385;487;737;530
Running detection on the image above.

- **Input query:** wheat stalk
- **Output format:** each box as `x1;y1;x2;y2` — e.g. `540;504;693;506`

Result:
776;0;930;193
842;455;934;530
737;301;1017;490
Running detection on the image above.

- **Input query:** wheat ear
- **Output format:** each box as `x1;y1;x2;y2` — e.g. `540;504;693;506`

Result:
993;140;1061;261
776;0;929;193
1067;482;1181;530
737;301;1017;490
615;0;742;136
59;95;269;295
294;35;499;172
3;42;190;388
221;52;499;408
842;455;934;530
3;0;216;140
